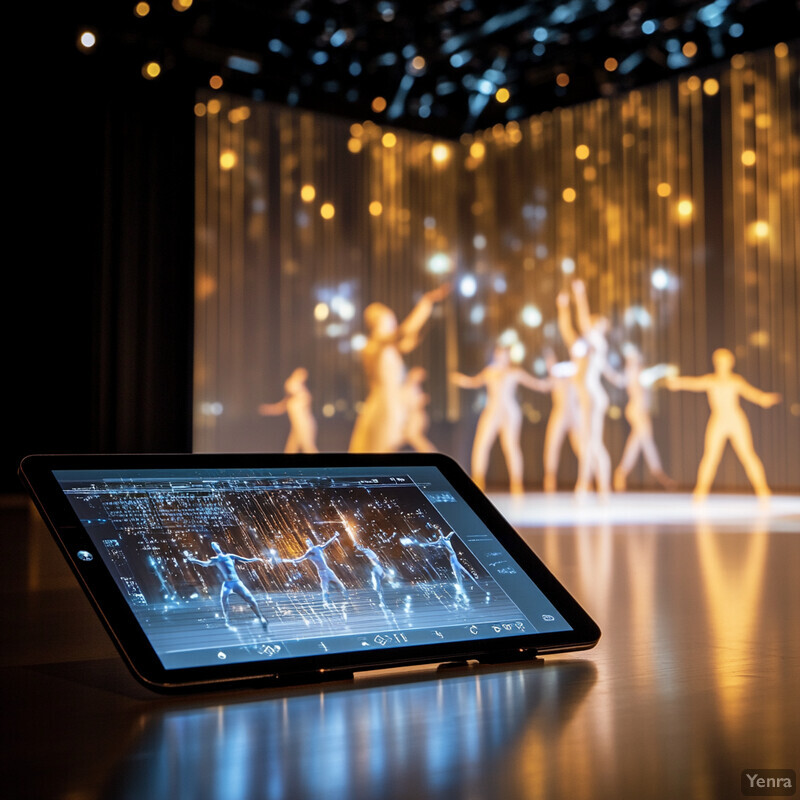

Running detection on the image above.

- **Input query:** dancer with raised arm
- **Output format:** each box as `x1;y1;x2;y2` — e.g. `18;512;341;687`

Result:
349;284;450;453
281;532;349;607
400;529;481;607
258;367;319;453
556;280;620;497
666;348;781;499
451;344;549;494
185;542;269;631
613;345;678;491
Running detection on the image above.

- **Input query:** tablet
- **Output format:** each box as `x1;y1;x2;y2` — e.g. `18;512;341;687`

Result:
18;452;600;692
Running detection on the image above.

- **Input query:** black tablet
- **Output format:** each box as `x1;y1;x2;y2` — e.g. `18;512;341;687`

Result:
18;452;600;692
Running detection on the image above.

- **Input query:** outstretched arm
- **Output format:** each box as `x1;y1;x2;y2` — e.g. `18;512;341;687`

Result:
258;399;288;416
639;364;678;388
321;533;340;549
231;555;262;564
450;369;486;389
515;369;551;393
184;552;212;567
736;377;782;408
666;374;713;392
397;284;451;353
556;291;578;349
571;280;593;336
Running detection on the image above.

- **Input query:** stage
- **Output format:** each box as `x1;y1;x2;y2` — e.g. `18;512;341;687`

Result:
489;489;800;529
1;490;798;799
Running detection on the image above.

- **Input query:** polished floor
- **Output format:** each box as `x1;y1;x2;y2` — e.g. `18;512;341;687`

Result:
1;490;798;800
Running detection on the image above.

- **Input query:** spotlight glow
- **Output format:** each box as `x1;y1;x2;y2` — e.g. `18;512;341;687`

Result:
521;304;543;328
651;267;670;290
459;274;478;297
427;253;452;275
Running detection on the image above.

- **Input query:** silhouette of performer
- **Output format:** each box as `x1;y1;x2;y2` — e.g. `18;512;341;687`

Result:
185;542;268;630
349;284;450;453
667;348;781;499
613;345;677;491
401;529;481;606
538;347;582;493
557;280;620;497
258;367;318;453
451;344;548;494
283;533;349;606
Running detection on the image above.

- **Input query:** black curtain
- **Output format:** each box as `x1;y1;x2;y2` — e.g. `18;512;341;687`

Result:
4;22;195;492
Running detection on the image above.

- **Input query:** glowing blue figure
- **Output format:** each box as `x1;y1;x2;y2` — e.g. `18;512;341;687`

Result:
284;533;349;607
354;543;389;607
185;542;268;631
401;530;481;607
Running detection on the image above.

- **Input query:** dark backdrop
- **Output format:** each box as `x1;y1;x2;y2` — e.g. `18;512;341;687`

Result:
4;17;195;493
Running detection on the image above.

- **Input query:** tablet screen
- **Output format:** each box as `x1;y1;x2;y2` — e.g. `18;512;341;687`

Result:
51;465;573;672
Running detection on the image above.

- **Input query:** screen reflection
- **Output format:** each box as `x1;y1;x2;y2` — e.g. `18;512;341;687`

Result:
103;660;596;800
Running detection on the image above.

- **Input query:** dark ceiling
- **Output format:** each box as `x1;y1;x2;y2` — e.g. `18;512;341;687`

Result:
69;0;799;137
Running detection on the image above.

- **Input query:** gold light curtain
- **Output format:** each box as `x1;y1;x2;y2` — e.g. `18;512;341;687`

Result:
195;42;799;491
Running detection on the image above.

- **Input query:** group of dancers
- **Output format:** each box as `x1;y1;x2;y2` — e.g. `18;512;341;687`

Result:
185;525;480;633
259;279;781;500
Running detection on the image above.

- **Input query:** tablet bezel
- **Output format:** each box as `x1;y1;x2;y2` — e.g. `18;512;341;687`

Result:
19;452;600;692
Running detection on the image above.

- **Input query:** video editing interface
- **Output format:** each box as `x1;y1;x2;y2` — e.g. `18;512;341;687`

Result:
53;466;571;670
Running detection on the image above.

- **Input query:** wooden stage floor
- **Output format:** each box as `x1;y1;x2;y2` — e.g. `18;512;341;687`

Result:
1;490;798;800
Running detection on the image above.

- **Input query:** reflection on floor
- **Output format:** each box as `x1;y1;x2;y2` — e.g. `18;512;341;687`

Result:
2;491;799;800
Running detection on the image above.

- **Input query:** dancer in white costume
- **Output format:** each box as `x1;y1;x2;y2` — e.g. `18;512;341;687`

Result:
450;344;549;494
556;280;620;497
401;366;436;453
258;367;318;453
613;345;678;491
349;284;450;453
539;347;582;493
666;348;781;499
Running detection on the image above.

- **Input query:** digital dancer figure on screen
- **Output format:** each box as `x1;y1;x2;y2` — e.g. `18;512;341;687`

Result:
283;532;349;608
349;283;451;453
258;366;318;453
354;543;389;607
450;344;549;494
400;529;482;607
557;280;621;498
185;542;269;631
666;348;781;499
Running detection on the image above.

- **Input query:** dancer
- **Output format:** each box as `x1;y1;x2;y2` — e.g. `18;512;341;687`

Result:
258;367;318;453
450;344;549;494
613;345;678;491
349;284;450;453
400;529;481;607
401;366;436;452
556;280;620;497
666;348;781;499
185;542;269;631
354;543;390;607
282;532;349;606
539;347;582;493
